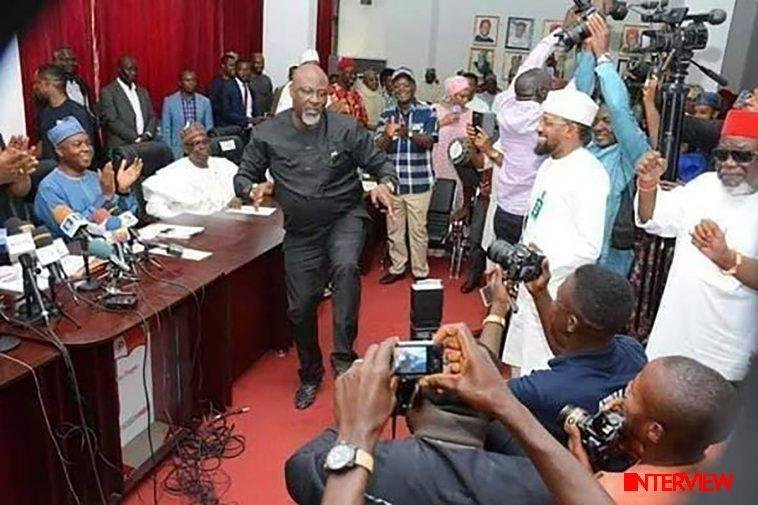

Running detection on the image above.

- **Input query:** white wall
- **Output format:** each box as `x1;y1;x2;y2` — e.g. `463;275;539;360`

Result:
0;36;26;141
670;0;737;91
338;0;740;89
263;0;319;87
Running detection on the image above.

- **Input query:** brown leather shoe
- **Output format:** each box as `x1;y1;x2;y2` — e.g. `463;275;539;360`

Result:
379;271;406;285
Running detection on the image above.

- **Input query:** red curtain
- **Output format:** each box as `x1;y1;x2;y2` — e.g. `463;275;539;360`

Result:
18;0;263;140
316;0;334;72
18;0;96;140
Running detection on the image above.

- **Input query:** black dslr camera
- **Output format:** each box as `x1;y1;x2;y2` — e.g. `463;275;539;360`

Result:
558;405;635;471
487;241;544;283
560;0;629;49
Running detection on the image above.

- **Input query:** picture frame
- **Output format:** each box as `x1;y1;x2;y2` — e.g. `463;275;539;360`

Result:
505;17;535;50
619;24;646;56
502;50;528;85
541;19;563;39
473;15;500;47
468;47;495;75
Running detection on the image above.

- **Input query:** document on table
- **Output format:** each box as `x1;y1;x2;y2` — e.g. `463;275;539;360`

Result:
225;206;277;217
138;224;205;241
132;243;212;261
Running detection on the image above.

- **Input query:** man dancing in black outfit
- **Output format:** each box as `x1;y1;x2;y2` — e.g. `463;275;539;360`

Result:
235;64;397;409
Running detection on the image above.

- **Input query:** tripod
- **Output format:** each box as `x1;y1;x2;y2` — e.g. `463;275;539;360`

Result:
631;48;727;335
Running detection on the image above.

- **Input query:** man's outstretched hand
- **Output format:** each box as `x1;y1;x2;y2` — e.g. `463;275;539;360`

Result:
420;323;510;417
334;337;398;452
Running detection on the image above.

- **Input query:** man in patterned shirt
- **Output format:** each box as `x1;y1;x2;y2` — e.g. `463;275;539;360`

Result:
328;57;368;127
376;67;439;283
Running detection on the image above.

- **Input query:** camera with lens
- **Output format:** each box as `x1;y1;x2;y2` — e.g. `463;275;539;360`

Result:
559;0;629;49
558;404;635;471
486;241;544;283
637;7;726;55
392;341;444;415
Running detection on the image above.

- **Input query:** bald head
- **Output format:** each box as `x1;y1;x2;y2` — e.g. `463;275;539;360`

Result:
291;64;329;128
641;358;739;451
118;56;137;85
252;53;265;75
515;68;551;102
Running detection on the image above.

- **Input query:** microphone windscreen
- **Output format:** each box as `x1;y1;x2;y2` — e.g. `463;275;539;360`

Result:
104;216;122;231
91;208;111;225
32;226;55;247
88;237;114;260
4;217;23;235
111;228;130;243
52;205;73;224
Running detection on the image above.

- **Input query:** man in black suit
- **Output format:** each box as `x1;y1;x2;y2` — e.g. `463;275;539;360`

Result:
217;59;253;129
99;55;157;149
208;51;238;124
52;46;93;114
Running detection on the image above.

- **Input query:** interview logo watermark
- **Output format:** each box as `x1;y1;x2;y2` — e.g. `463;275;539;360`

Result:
623;472;734;493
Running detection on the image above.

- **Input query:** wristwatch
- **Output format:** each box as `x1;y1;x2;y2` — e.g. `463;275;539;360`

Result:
483;314;506;329
383;180;397;194
324;441;374;474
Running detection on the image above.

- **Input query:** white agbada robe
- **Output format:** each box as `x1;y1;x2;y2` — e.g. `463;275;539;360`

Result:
636;172;758;381
502;147;609;374
142;156;239;219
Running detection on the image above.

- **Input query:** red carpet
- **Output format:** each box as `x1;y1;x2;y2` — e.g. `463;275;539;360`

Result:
125;257;486;504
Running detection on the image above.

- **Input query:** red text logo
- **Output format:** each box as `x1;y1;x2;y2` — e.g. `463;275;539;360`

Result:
623;473;734;493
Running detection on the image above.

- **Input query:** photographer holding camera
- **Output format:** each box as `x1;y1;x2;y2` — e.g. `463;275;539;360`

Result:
573;12;652;277
287;336;551;505
479;262;646;451
565;356;740;504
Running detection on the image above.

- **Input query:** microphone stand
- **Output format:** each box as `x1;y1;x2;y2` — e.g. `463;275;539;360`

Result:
76;236;102;292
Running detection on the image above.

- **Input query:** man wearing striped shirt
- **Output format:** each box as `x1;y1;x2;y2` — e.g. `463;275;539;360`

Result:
376;68;439;284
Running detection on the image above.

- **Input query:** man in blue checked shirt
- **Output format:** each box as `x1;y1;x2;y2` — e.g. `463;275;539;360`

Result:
375;67;439;284
574;14;651;277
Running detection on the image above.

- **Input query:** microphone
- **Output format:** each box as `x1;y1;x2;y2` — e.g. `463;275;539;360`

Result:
32;227;68;281
5;217;37;263
685;8;727;25
88;238;130;272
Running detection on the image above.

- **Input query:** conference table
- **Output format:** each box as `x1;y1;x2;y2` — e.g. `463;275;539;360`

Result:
0;207;289;504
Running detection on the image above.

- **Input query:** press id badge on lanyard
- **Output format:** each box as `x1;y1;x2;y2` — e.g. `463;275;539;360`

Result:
530;190;546;220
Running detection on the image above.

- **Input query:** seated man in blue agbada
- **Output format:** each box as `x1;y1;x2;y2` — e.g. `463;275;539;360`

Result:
33;116;142;237
574;13;651;277
479;262;646;452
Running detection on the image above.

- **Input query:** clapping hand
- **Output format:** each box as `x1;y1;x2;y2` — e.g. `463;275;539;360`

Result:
116;157;144;193
99;162;116;197
691;219;736;270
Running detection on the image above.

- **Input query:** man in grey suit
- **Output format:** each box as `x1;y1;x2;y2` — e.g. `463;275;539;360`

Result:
99;56;157;149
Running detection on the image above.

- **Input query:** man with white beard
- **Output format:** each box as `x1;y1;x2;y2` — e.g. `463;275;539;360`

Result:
635;109;758;383
502;88;609;376
234;64;398;409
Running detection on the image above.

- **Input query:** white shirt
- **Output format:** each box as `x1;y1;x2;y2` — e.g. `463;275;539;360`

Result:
236;78;252;119
117;77;145;135
66;79;87;108
467;95;492;114
275;81;294;114
142;156;239;219
636;172;758;380
502;147;609;373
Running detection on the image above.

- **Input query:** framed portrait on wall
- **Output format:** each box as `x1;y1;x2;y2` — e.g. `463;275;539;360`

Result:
502;50;528;85
473;15;500;47
505;17;534;50
541;19;563;39
619;24;646;55
468;47;495;75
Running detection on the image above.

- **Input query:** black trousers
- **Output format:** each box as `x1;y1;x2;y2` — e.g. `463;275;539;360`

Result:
494;206;525;245
283;210;367;385
465;196;489;284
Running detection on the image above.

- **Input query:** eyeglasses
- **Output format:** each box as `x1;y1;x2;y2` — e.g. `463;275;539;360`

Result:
183;138;211;149
712;149;756;164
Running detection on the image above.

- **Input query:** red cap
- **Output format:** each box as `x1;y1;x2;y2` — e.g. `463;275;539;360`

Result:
337;57;357;72
721;110;758;139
